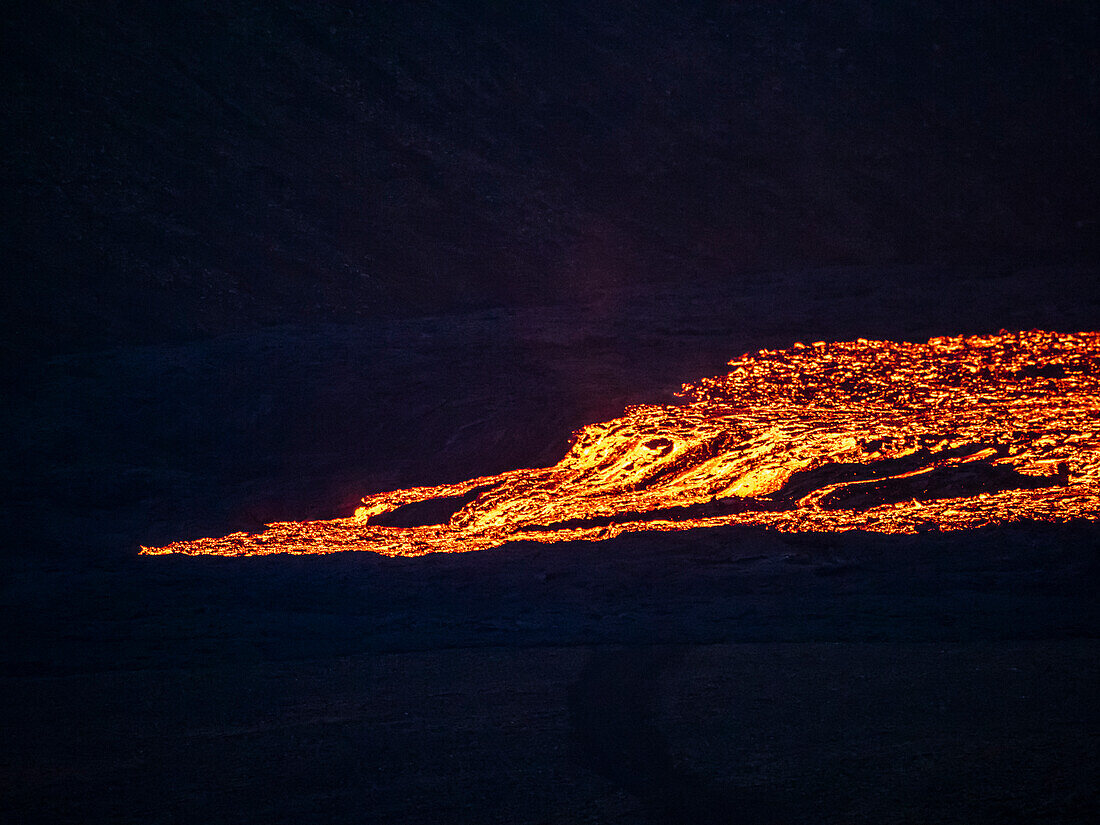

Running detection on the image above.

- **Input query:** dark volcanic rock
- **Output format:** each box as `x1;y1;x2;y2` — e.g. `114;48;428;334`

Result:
4;0;1098;356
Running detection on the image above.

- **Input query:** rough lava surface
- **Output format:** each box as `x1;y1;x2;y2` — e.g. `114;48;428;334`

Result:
144;330;1100;557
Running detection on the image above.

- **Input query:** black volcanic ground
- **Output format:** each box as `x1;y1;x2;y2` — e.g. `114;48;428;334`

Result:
2;3;1099;823
4;0;1097;356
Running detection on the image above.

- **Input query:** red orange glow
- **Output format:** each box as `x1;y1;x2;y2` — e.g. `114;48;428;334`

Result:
142;330;1100;557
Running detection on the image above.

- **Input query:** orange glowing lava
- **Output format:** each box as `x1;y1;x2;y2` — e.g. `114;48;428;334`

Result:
142;330;1100;557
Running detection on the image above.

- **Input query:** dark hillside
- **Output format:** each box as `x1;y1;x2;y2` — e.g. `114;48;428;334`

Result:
4;0;1098;355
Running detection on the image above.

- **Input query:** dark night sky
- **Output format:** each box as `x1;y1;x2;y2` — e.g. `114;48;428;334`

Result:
4;0;1098;357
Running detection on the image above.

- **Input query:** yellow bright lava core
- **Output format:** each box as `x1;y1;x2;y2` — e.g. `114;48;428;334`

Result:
143;330;1100;557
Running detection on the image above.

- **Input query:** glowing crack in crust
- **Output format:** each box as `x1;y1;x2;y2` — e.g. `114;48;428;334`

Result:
143;330;1100;557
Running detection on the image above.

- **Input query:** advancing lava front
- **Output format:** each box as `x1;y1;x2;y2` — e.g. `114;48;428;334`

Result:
143;330;1100;557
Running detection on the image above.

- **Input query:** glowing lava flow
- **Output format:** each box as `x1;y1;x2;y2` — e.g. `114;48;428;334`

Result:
143;330;1100;557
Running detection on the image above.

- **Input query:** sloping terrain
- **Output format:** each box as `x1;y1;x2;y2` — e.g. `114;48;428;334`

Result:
4;0;1098;356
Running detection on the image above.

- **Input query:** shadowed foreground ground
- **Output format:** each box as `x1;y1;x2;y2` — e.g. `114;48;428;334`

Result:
3;639;1096;824
3;518;1098;823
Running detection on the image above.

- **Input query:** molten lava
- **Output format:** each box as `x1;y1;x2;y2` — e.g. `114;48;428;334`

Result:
143;330;1100;557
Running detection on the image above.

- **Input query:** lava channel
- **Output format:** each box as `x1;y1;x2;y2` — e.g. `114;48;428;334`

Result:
142;329;1100;557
